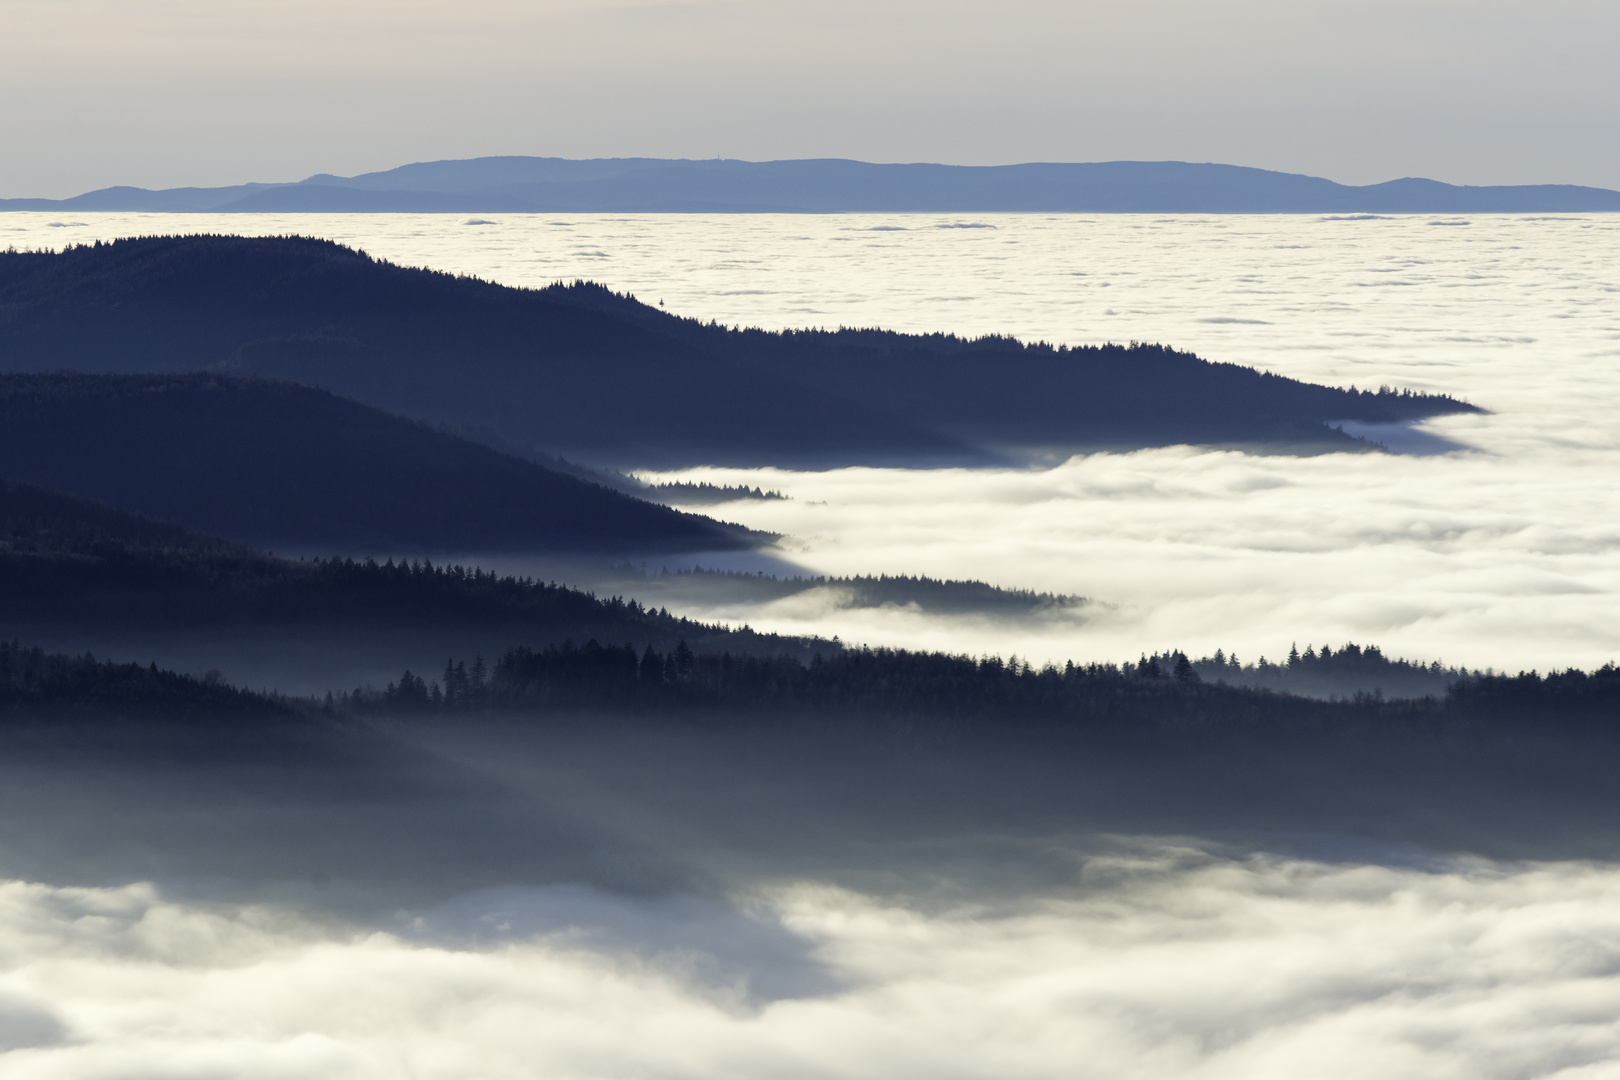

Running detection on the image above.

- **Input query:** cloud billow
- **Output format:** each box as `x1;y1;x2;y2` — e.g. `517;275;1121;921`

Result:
4;847;1620;1077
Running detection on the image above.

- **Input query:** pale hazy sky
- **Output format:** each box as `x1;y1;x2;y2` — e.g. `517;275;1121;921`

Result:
2;0;1617;197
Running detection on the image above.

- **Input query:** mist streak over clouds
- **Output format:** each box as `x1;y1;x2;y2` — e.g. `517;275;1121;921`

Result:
3;848;1620;1077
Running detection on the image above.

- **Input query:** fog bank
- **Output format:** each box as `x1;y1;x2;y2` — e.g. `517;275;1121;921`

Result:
638;434;1620;672
4;845;1620;1078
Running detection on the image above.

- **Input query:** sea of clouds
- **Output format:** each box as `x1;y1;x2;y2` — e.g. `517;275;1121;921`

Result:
3;845;1620;1078
6;212;1619;1076
10;210;1614;671
635;426;1620;672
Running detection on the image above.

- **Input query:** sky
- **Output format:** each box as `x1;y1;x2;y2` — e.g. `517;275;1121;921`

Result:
3;0;1618;198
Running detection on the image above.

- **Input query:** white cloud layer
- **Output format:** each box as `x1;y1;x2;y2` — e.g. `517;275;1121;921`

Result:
643;436;1620;672
4;847;1620;1077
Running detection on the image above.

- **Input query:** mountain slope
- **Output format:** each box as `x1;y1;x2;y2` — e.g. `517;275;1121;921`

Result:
0;236;964;467
0;373;760;552
0;236;1478;467
0;478;820;692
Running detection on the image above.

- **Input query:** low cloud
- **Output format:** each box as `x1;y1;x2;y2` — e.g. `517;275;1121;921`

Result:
9;213;1618;674
4;848;1620;1077
646;431;1620;673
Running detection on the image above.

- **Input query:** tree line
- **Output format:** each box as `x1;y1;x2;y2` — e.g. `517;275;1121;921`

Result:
346;638;1620;729
2;632;1614;730
0;640;285;718
1182;642;1471;700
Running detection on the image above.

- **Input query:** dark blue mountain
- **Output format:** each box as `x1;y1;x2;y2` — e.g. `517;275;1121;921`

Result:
0;373;761;553
0;236;1479;468
5;158;1617;213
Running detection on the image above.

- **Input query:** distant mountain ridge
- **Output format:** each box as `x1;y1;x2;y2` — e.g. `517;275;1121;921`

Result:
5;158;1618;213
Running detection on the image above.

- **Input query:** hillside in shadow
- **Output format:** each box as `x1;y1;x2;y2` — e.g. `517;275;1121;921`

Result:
0;236;1480;467
0;373;761;554
0;479;809;692
3;635;1619;920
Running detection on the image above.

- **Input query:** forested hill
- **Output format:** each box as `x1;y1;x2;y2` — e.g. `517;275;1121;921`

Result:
543;280;1478;456
0;236;1479;467
406;643;1620;727
0;374;761;554
0;640;285;719
0;479;828;688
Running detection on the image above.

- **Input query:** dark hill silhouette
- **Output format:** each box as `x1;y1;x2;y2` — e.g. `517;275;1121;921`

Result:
0;374;761;552
0;640;287;719
0;478;820;692
580;564;1090;619
0;236;1479;467
0;236;961;467
0;477;779;648
4;158;1618;212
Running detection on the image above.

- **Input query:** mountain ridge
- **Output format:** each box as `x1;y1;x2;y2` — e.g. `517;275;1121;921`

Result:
0;235;1481;468
5;158;1617;213
0;372;765;553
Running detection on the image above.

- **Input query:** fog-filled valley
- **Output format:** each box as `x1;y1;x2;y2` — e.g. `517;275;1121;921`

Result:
1;211;1618;1077
7;212;1614;670
4;659;1620;1076
0;233;1471;466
